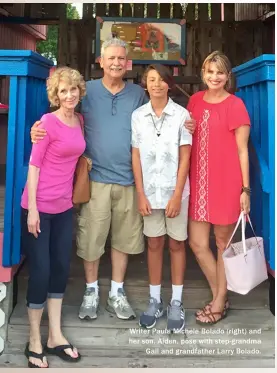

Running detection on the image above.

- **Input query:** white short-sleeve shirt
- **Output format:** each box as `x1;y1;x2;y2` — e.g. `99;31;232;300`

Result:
131;97;192;209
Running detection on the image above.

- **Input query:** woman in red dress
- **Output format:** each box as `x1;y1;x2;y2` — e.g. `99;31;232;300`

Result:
187;51;251;324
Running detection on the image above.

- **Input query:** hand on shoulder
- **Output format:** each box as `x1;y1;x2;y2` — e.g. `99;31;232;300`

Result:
30;115;47;144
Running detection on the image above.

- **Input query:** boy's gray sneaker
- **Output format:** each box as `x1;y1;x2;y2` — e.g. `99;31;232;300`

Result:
139;297;163;329
79;287;99;320
106;288;136;320
167;299;185;333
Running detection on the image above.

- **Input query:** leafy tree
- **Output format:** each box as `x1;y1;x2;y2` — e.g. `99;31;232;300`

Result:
36;4;80;62
67;3;80;19
37;25;58;61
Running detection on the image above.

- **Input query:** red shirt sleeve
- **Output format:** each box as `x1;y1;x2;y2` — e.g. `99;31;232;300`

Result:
29;115;51;168
187;91;204;114
228;96;251;131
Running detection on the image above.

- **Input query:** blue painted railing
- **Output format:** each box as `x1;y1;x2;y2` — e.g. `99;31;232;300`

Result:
233;55;275;272
0;50;53;267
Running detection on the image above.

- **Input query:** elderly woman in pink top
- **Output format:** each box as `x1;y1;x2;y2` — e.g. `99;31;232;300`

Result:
21;67;86;368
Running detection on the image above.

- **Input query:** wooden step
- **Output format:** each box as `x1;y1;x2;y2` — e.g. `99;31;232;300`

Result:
5;308;275;366
0;352;274;368
9;304;274;333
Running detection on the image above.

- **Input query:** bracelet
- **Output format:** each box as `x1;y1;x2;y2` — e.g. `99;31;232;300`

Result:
241;186;251;196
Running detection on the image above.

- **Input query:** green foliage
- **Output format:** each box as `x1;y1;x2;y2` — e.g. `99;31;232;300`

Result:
36;25;58;61
36;4;80;62
67;3;80;19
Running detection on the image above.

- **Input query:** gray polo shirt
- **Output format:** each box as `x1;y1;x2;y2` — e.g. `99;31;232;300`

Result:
81;79;148;186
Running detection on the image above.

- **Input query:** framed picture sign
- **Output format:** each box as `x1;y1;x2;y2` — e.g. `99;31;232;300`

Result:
95;17;186;65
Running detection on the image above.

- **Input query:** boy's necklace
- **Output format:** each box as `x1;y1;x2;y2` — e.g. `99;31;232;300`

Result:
150;113;166;137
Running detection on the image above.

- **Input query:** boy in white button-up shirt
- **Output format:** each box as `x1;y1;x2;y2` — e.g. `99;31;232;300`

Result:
132;64;192;332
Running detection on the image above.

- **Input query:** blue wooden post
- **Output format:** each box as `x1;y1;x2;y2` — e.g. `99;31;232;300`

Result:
0;50;53;267
233;55;275;273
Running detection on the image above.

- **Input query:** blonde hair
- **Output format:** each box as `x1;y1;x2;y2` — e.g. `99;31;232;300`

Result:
46;66;86;107
201;51;233;91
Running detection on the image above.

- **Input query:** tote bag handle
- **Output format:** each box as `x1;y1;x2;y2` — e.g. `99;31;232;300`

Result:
225;211;245;252
225;212;261;256
241;211;247;256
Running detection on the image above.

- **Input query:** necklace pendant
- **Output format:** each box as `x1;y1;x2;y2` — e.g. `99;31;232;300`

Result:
157;133;161;137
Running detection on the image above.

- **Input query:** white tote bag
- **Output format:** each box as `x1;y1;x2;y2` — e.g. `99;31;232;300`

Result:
222;212;268;295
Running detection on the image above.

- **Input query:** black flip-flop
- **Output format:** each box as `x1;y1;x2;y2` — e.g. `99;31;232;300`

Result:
24;342;49;368
44;344;81;362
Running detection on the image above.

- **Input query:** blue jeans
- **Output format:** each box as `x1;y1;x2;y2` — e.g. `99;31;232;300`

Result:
21;208;73;309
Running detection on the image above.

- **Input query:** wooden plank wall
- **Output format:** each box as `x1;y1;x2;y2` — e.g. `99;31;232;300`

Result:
62;2;270;97
0;2;272;83
0;2;273;102
235;3;274;21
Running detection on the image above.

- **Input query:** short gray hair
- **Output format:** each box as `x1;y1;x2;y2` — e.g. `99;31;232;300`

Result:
101;37;128;57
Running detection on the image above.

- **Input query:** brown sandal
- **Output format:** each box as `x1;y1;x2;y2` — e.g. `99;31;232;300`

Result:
195;307;227;325
195;302;212;317
195;299;230;317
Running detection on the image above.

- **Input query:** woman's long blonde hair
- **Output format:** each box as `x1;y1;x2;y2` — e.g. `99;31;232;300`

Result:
201;51;233;91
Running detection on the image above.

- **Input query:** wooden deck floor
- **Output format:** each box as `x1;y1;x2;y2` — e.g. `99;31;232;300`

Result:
0;242;275;368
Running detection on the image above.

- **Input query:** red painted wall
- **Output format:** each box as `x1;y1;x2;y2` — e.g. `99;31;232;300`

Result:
0;23;47;104
0;23;37;50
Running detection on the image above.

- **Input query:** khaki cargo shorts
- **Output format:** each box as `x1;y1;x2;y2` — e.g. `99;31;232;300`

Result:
76;181;144;261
